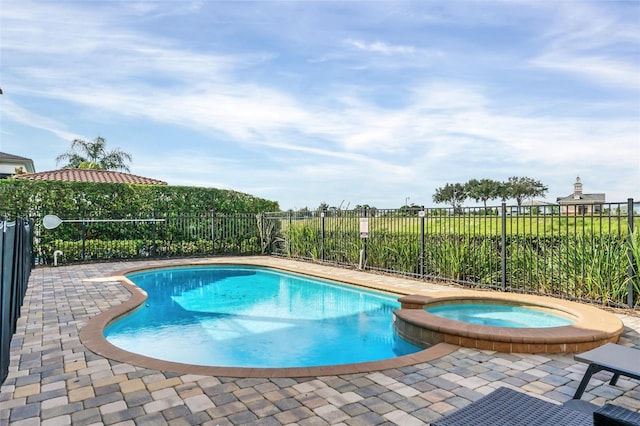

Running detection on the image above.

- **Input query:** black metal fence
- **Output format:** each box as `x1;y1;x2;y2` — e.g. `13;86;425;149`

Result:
266;200;639;308
1;216;34;384
31;210;263;265
12;199;640;310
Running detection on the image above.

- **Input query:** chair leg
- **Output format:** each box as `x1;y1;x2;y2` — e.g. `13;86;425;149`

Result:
573;364;603;399
609;372;620;386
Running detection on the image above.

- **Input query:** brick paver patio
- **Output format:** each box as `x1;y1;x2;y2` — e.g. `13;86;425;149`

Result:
1;257;639;425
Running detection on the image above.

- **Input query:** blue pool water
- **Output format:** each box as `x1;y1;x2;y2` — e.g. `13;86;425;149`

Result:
105;266;420;368
425;303;575;328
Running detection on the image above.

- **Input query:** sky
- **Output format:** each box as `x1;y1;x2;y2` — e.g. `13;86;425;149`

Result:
0;0;638;211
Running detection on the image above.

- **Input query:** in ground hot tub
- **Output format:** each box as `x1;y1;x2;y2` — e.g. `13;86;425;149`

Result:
393;292;623;354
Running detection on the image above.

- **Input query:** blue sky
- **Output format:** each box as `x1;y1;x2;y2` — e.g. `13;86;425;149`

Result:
1;0;638;210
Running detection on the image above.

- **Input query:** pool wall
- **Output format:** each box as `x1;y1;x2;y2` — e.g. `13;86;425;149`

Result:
393;292;624;354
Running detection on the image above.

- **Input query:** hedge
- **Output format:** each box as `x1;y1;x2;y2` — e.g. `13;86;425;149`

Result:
0;179;279;217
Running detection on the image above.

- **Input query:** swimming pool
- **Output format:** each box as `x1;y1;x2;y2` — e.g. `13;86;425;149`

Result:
104;265;420;368
425;303;574;328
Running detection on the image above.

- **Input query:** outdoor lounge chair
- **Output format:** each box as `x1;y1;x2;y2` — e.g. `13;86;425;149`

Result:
430;386;640;426
573;343;640;400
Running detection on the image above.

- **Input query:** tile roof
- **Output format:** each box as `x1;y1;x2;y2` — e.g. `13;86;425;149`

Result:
14;168;167;185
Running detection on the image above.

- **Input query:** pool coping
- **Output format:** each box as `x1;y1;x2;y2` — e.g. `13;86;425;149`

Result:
79;259;459;378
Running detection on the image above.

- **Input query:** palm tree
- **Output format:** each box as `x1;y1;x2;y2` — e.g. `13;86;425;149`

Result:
56;136;132;172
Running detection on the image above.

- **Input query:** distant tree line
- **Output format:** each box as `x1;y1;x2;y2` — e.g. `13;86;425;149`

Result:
289;176;548;214
433;177;548;212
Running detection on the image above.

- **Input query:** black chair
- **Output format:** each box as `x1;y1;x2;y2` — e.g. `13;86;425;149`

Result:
573;343;640;400
430;386;640;426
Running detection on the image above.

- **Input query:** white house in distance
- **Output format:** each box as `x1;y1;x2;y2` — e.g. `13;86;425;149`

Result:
556;176;605;215
517;200;558;215
0;152;35;179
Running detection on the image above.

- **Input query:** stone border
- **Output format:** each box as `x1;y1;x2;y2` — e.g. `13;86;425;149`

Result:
394;292;624;353
80;261;458;378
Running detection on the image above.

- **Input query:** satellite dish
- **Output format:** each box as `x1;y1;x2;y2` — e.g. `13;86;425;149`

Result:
43;214;63;230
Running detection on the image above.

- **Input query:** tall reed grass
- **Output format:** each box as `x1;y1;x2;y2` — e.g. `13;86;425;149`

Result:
281;221;637;307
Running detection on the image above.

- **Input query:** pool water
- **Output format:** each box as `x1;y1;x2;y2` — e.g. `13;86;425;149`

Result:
105;266;420;368
425;303;575;328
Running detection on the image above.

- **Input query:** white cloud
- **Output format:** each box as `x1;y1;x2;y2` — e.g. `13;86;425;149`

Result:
531;53;640;90
0;101;77;142
1;0;637;210
530;1;640;90
346;39;418;56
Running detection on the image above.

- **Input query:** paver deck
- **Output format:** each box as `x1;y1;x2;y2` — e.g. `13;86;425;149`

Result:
1;257;639;425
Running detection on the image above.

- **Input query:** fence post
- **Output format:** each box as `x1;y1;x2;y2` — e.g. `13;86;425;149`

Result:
28;219;35;270
151;210;157;257
211;210;216;256
501;202;507;291
420;206;425;278
261;212;266;254
81;209;86;261
288;211;292;256
0;218;9;385
361;207;367;269
321;209;326;262
627;198;635;308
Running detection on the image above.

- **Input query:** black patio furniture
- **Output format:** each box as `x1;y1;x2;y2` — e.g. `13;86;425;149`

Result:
430;386;593;426
573;343;640;400
431;386;640;426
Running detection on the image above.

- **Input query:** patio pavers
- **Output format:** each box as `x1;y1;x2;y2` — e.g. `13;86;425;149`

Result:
1;257;639;425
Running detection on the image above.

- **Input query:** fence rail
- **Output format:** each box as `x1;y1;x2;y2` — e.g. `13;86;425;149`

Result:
1;216;34;384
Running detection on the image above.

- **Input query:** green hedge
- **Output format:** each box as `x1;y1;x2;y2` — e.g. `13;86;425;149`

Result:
47;238;262;263
0;179;278;264
0;179;278;216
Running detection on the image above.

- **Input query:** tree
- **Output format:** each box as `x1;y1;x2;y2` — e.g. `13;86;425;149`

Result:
315;202;330;213
56;136;132;172
354;204;377;216
504;176;548;207
432;183;467;213
465;178;502;209
397;202;419;217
